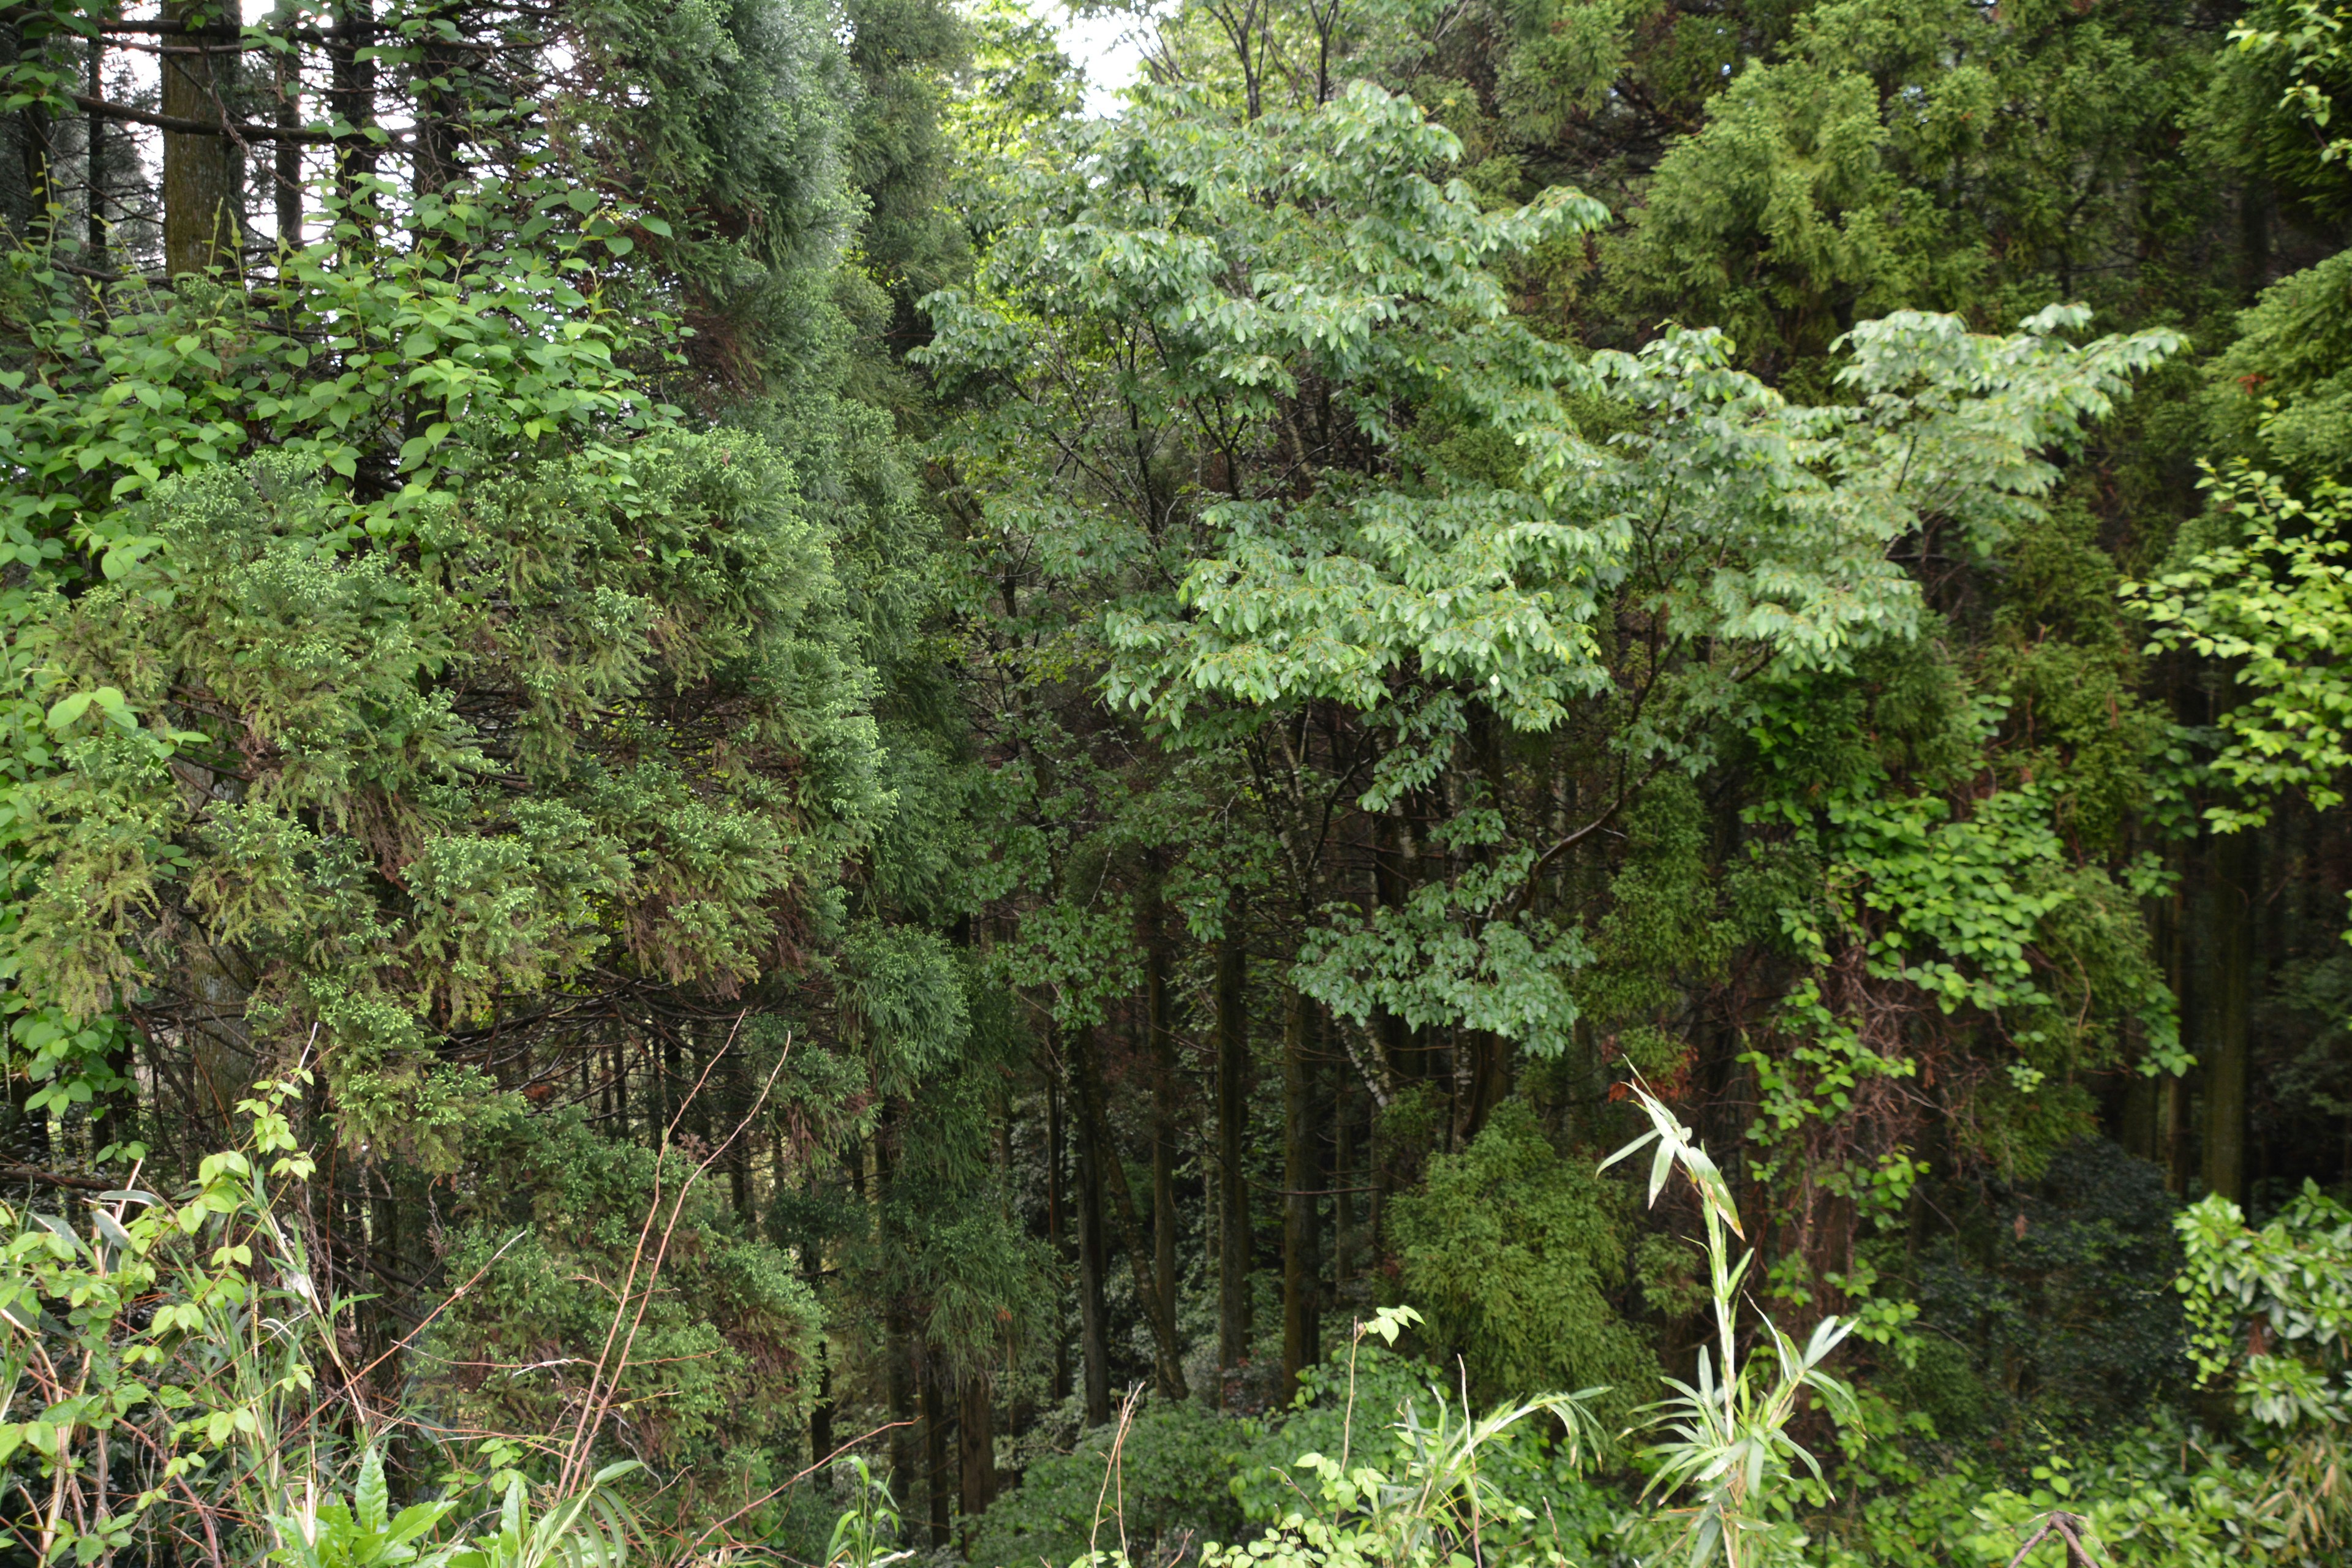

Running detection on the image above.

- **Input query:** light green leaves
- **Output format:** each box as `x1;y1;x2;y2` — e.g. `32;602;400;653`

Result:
2174;1182;2352;1426
42;686;131;734
2130;464;2352;841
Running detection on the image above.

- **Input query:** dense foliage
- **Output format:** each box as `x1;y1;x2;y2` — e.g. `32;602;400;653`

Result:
6;0;2352;1564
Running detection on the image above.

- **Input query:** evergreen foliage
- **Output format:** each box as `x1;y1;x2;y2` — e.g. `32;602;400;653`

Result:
9;0;2352;1562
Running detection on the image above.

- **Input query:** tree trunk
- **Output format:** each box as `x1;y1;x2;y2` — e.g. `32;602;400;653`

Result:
1072;1044;1112;1426
726;1038;751;1215
2163;861;2195;1194
85;34;105;262
1215;910;1250;1405
805;1163;834;1468
90;1031;136;1163
330;0;375;235
878;1119;919;1534
922;1354;951;1547
1281;989;1319;1403
1333;1075;1356;1287
658;1037;679;1142
1073;1023;1190;1400
2203;829;2258;1204
161;0;236;274
273;29;301;249
807;1340;835;1472
413;0;466;193
4;1055;48;1167
959;1371;995;1531
888;1313;919;1525
1047;1074;1071;1404
1150;941;1179;1338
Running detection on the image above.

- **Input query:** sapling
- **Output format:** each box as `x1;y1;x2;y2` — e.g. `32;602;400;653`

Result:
1603;1081;1860;1568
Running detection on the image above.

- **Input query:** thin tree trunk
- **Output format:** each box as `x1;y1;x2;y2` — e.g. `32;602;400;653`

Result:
1047;1074;1071;1404
886;1319;918;1532
4;1047;49;1166
1150;941;1179;1337
959;1371;995;1534
658;1038;679;1142
413;0;466;193
1215;909;1250;1405
922;1354;951;1547
86;32;105;262
1333;1076;1356;1287
878;1120;919;1534
725;1039;751;1215
2164;861;2195;1195
270;7;301;249
330;0;375;236
91;1032;136;1162
1073;1023;1190;1400
805;1158;834;1468
2203;829;2258;1204
1281;989;1319;1403
1072;1044;1112;1426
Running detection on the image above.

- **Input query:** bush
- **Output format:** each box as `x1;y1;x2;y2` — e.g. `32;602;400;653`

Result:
964;1400;1250;1568
1384;1099;1656;1430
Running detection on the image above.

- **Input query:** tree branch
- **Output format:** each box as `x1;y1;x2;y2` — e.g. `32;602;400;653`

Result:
0;1163;115;1193
71;93;334;144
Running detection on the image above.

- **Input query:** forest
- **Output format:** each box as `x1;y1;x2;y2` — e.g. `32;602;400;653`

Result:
1;0;2350;1562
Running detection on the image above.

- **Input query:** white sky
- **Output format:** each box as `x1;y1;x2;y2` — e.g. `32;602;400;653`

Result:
1034;3;1155;116
213;2;1148;122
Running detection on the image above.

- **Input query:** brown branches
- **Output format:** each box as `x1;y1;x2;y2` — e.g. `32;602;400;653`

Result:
0;1163;115;1193
2003;1511;2106;1568
558;1014;787;1493
70;92;334;144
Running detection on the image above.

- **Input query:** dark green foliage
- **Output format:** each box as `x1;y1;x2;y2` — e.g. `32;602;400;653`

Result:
1907;1139;2188;1436
964;1401;1248;1567
21;429;875;1152
1386;1101;1655;1424
420;1112;824;1479
16;0;2352;1557
2206;248;2352;473
1596;0;2215;371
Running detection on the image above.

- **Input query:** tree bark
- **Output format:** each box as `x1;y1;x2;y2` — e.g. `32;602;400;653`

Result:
413;0;466;193
85;33;105;263
1150;940;1179;1338
1280;990;1320;1403
810;1340;834;1471
1047;1073;1071;1404
724;1037;750;1215
922;1354;951;1547
888;1311;919;1523
2203;829;2258;1204
1072;1042;1112;1427
658;1037;679;1142
922;1363;950;1542
1215;909;1250;1405
959;1370;995;1531
1333;1074;1356;1286
1072;1023;1190;1400
161;0;236;274
804;1159;834;1468
330;0;375;235
878;1120;919;1535
270;8;301;249
2163;859;2195;1194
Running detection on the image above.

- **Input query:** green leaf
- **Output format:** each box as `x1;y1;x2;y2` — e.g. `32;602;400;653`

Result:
356;1444;390;1536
